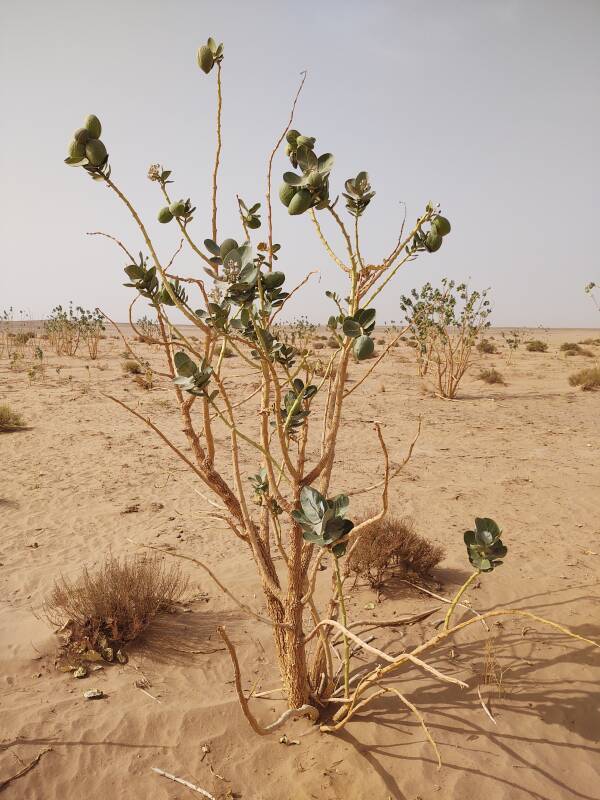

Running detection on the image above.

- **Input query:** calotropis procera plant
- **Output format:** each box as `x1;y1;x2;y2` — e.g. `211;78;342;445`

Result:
400;278;492;398
63;39;599;749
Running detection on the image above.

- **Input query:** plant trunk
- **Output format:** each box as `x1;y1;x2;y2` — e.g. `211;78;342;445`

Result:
267;594;310;708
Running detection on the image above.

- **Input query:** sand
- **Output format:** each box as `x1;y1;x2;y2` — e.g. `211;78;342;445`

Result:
1;327;599;800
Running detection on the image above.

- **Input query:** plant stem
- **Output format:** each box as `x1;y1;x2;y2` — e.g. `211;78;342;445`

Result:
444;570;480;630
333;553;350;699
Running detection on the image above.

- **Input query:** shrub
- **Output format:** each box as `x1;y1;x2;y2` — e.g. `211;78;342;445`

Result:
0;403;26;432
526;340;547;352
400;279;492;396
136;315;160;342
348;514;445;590
122;359;143;375
568;367;600;390
561;342;593;357
477;338;497;354
61;34;598;747
44;553;189;662
478;368;505;385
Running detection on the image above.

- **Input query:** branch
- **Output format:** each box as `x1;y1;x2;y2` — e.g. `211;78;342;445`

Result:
266;71;307;269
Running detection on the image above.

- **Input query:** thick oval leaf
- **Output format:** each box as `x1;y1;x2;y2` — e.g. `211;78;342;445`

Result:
342;318;362;338
353;334;375;360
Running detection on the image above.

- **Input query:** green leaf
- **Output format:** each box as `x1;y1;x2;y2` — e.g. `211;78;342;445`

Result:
283;172;304;186
353;335;374;360
317;153;334;173
342;318;362;338
204;239;221;257
174;351;197;378
300;486;326;524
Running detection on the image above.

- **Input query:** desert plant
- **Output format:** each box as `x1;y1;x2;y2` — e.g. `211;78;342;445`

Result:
347;514;444;592
78;306;105;359
526;339;548;352
135;314;160;342
561;342;593;357
585;281;599;311
44;303;82;356
478;367;505;385
477;338;497;354
568;366;600;390
62;37;599;747
400;279;492;397
501;328;521;365
44;553;188;663
122;359;143;375
0;403;26;432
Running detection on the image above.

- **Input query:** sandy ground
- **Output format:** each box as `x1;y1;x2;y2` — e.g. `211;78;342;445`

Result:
1;326;599;800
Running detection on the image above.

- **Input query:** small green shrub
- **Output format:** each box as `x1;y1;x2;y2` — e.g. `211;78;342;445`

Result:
0;403;26;432
568;367;600;390
478;368;505;385
526;340;548;352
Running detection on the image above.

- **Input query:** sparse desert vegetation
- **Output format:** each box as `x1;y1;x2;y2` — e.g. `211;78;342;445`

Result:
0;403;26;431
43;553;189;665
568;366;600;390
478;367;505;384
526;339;548;352
2;7;600;800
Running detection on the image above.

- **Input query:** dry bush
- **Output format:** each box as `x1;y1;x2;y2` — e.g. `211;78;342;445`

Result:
327;336;338;348
478;368;505;385
122;358;143;374
568;367;600;391
579;337;600;346
477;338;497;354
44;553;189;661
0;403;26;432
526;340;548;352
313;341;325;350
561;342;593;357
347;514;445;590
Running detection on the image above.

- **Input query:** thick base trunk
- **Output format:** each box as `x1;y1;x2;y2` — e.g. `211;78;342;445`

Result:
267;595;310;708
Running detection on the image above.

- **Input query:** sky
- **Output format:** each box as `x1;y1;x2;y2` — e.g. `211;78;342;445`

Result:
1;0;599;327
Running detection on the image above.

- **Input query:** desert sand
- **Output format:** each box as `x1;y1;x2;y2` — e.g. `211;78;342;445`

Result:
1;326;599;800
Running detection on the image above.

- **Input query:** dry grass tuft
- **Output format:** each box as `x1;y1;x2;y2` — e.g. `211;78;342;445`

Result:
478;368;505;385
526;340;548;352
44;553;189;661
477;338;497;354
568;367;600;391
348;514;445;591
0;403;26;432
122;359;143;375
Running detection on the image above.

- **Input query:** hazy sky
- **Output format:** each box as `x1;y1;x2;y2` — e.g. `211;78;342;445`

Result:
1;0;599;326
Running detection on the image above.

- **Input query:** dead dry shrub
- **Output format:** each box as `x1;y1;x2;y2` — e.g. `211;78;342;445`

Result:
122;358;143;374
526;340;548;352
568;366;600;391
0;403;26;432
347;514;445;591
478;367;505;385
44;553;189;662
